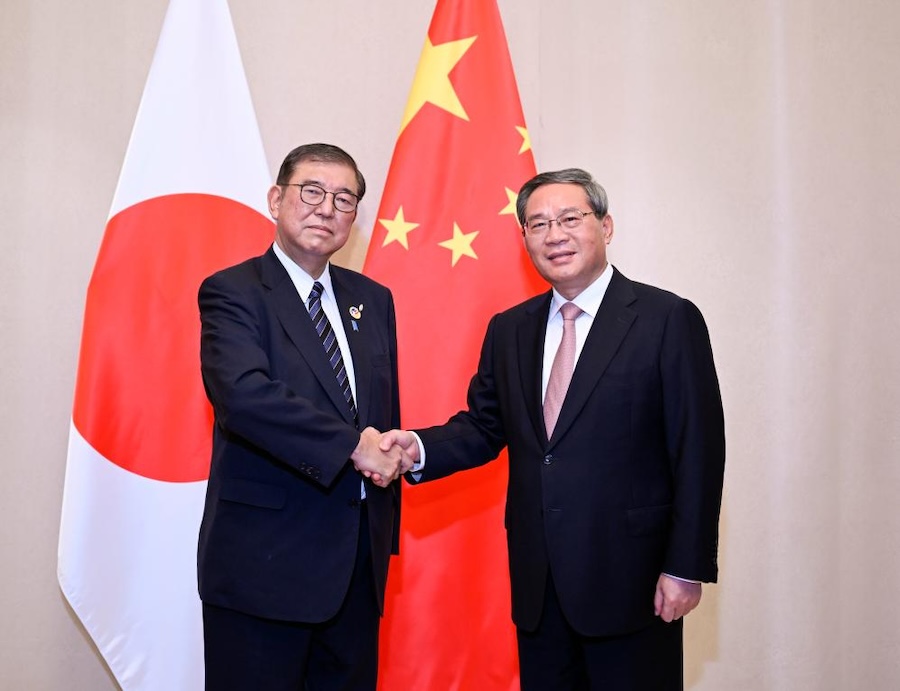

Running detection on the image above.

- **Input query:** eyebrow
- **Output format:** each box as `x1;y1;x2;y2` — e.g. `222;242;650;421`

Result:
526;205;581;221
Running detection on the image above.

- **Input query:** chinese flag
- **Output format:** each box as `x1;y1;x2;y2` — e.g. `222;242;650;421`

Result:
57;0;272;687
364;1;545;688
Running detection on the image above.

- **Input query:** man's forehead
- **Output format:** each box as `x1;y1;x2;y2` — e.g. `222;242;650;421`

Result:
526;183;587;212
289;160;357;187
291;160;353;176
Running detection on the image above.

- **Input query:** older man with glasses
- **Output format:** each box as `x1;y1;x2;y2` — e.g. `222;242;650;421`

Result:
197;143;410;690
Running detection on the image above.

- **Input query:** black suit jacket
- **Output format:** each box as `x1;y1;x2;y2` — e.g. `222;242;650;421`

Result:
415;268;725;636
197;247;400;623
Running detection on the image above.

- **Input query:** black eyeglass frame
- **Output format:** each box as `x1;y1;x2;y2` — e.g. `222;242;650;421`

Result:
282;183;360;213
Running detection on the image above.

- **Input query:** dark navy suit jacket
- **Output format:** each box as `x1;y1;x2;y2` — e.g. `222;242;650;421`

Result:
414;267;725;636
197;246;400;623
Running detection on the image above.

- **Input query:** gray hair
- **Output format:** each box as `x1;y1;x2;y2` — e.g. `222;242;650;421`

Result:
516;168;608;227
276;143;366;200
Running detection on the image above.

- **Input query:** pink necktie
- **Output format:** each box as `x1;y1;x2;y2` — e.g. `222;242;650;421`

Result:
543;302;582;438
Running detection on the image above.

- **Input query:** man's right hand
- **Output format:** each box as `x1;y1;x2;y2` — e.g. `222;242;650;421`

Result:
378;429;420;473
351;427;402;487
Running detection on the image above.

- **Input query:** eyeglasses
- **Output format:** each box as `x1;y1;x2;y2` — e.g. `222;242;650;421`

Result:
523;210;596;236
283;183;360;213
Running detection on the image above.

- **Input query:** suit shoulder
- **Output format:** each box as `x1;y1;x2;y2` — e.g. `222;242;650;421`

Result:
622;274;698;309
621;277;710;333
200;255;265;293
497;292;550;319
631;280;683;305
331;265;392;297
330;267;396;331
201;253;267;290
476;293;549;333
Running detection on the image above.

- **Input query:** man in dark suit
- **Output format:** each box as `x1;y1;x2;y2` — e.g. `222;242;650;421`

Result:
381;168;725;689
197;143;405;690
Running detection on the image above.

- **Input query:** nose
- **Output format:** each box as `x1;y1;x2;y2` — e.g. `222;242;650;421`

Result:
544;219;567;242
313;194;337;216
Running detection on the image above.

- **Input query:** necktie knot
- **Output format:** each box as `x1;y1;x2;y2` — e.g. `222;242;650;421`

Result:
309;281;324;303
560;301;581;322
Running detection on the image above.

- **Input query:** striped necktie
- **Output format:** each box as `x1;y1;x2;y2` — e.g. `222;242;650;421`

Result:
307;281;358;426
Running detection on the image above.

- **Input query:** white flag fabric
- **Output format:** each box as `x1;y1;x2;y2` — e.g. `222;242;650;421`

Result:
57;0;273;687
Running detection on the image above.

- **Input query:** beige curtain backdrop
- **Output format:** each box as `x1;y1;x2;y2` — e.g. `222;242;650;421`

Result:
2;0;899;688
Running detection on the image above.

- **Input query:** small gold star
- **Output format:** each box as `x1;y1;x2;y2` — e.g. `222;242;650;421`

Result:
515;126;531;154
499;187;518;216
378;207;420;249
438;223;479;266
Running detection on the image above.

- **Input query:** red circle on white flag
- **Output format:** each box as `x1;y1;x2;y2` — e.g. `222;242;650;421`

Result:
73;193;273;482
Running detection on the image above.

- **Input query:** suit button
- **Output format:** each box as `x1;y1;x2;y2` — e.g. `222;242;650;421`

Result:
348;499;362;508
543;454;554;465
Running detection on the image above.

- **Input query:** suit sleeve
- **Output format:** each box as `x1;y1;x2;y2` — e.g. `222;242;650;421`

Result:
198;272;360;487
660;298;726;582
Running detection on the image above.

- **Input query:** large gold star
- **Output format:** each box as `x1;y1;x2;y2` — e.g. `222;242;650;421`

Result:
499;187;518;216
378;207;419;249
438;223;479;266
515;126;532;154
399;35;477;134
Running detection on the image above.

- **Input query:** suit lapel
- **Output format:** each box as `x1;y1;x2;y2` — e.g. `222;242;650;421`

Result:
331;268;371;428
518;292;553;445
261;250;356;426
548;269;637;446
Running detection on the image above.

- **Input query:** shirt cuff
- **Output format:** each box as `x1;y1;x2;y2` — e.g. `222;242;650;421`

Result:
663;572;700;584
409;431;426;476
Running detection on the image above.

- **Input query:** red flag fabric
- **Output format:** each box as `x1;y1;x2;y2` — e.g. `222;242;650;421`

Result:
364;1;545;688
57;0;272;687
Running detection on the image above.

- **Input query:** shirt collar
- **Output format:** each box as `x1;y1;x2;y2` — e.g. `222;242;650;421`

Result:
271;242;335;302
549;263;614;320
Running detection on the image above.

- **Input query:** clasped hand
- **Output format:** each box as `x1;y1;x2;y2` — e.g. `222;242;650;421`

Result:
351;427;419;488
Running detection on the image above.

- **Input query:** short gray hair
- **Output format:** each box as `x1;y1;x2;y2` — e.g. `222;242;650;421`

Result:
276;143;366;200
516;168;608;227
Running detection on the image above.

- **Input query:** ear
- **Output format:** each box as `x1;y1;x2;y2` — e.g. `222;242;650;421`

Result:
601;214;614;244
267;185;283;219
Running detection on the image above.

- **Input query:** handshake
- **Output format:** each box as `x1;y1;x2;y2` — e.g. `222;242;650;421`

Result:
350;427;420;487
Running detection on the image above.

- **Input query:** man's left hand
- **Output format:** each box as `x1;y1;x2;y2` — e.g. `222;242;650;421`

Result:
654;574;702;622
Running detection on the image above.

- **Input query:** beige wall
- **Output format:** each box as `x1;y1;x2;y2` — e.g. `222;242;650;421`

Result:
3;0;900;688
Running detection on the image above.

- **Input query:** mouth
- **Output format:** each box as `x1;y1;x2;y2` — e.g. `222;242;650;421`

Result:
546;249;575;262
